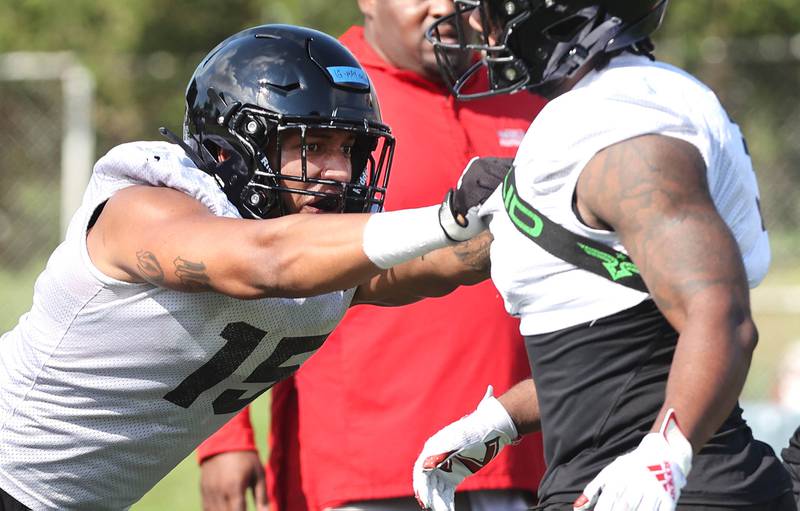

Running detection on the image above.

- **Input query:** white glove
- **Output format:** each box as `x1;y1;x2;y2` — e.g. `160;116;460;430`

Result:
573;409;694;511
413;386;518;511
438;157;512;242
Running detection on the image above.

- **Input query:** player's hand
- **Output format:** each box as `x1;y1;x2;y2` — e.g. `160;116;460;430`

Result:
413;386;518;511
573;409;693;511
439;157;513;241
200;451;269;511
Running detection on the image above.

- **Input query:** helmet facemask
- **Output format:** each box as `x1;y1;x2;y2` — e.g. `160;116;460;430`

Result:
183;97;394;219
426;0;668;100
426;0;534;99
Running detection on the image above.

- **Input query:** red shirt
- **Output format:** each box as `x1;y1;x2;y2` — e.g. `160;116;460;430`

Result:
198;26;548;510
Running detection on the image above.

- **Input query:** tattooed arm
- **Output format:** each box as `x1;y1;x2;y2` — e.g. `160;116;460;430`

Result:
575;134;756;452
86;185;486;301
86;185;374;297
352;231;492;306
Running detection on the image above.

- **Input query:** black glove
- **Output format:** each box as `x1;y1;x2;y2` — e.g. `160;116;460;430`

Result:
439;157;513;242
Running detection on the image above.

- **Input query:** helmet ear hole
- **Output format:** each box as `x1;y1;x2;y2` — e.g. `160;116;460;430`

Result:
544;14;593;43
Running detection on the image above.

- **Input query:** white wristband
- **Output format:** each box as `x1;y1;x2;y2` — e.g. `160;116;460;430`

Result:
660;408;693;476
362;205;452;269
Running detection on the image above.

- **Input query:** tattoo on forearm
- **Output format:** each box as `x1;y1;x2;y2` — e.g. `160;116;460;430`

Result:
136;250;165;283
174;257;211;290
453;231;493;273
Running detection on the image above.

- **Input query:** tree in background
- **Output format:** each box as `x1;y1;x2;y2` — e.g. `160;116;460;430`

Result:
660;1;800;256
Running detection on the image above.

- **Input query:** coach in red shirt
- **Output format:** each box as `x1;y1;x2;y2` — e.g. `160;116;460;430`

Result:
197;2;547;510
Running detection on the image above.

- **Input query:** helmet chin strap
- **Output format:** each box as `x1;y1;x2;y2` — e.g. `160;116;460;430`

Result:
159;126;215;174
529;12;624;96
162;86;238;175
578;15;625;57
161;126;273;218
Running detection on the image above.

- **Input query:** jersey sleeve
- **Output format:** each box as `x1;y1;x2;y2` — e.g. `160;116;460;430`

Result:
520;87;703;175
196;406;257;463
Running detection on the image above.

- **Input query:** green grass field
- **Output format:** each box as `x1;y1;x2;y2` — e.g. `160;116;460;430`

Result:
1;261;798;510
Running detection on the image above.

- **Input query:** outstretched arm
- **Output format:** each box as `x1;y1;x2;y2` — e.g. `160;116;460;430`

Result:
87;186;471;300
89;185;380;298
352;231;492;306
354;157;513;305
88;156;508;301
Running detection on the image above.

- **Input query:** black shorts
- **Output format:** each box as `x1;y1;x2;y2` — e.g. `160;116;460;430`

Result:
0;487;28;511
534;491;797;511
525;300;792;505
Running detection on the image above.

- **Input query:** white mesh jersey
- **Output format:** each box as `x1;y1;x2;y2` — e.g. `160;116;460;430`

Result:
481;54;770;336
0;142;355;510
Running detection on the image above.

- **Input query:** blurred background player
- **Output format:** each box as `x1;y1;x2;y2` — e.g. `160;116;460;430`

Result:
773;340;800;414
197;1;548;510
413;1;796;510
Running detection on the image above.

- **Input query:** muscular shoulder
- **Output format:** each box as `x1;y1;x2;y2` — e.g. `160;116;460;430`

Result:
105;185;213;220
537;58;702;132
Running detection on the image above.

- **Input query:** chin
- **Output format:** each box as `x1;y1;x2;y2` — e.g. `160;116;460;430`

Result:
420;60;445;83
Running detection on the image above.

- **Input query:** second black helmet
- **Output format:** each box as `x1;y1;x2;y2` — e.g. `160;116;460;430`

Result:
426;0;668;99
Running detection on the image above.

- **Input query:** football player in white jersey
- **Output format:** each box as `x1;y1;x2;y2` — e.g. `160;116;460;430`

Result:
0;24;505;511
413;1;796;511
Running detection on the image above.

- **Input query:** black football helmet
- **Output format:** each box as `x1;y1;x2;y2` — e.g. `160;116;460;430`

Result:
426;0;668;99
165;24;394;218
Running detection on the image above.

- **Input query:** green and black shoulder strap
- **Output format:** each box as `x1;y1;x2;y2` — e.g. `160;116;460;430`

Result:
501;166;648;293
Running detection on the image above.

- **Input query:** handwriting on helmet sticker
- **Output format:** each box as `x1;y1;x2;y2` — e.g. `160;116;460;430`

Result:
327;66;369;87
